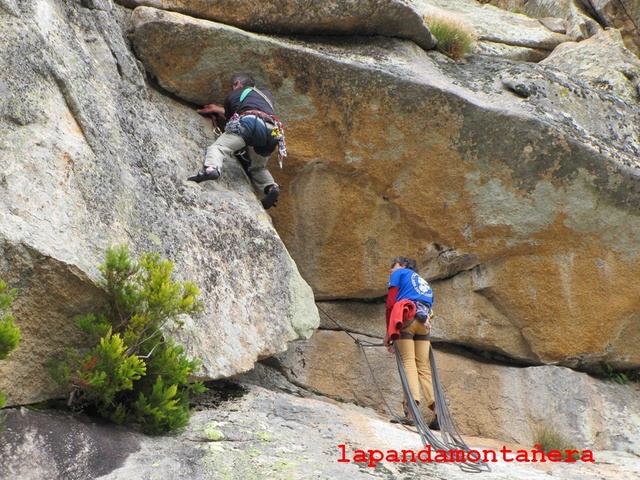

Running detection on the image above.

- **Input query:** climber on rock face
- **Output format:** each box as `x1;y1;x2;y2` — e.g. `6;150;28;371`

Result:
188;72;286;210
384;256;439;430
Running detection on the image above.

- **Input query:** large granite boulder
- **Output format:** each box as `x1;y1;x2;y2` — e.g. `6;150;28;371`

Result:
478;0;602;44
0;0;318;406
482;0;640;57
116;0;438;50
541;28;640;103
578;0;640;56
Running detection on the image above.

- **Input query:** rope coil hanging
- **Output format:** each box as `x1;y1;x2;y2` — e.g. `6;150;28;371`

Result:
318;305;490;473
395;347;490;473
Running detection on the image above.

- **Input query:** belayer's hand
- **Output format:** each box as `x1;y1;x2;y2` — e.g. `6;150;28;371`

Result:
383;334;395;354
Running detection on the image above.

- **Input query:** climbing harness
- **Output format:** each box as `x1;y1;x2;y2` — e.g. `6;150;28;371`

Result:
228;108;287;169
317;304;491;473
202;87;287;168
237;87;287;168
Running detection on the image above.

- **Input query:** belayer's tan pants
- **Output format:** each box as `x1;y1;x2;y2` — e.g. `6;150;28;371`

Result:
395;319;434;414
204;132;276;192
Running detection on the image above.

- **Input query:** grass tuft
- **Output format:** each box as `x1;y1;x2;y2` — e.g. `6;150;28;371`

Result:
424;14;477;60
533;425;580;460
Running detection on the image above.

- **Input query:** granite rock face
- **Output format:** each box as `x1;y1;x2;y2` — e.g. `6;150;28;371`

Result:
273;331;640;452
129;5;639;370
1;2;640;476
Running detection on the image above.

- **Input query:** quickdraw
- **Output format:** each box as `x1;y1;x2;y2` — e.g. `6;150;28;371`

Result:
208;114;223;139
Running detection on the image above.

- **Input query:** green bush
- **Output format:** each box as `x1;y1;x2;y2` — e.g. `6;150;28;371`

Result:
424;14;477;60
0;279;20;412
50;245;206;434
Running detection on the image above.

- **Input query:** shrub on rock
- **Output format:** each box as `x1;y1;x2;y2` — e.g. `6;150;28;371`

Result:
50;245;205;434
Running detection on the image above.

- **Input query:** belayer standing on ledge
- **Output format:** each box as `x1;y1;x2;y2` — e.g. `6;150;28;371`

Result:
188;73;286;210
384;256;439;430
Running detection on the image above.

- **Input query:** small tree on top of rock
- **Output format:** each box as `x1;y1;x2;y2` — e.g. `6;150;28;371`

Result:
50;245;206;434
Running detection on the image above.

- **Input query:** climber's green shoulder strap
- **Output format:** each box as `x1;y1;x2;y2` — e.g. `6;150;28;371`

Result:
239;87;275;111
239;88;253;102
